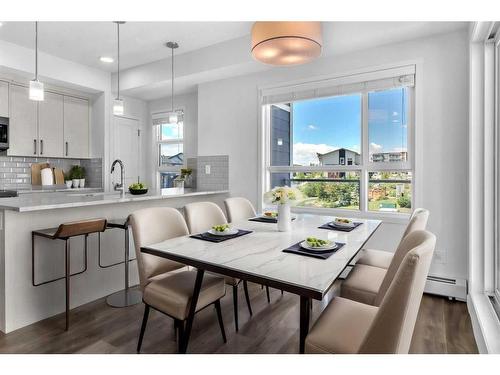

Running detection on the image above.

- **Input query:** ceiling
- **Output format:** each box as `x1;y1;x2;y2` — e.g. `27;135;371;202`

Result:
0;21;469;100
0;21;253;71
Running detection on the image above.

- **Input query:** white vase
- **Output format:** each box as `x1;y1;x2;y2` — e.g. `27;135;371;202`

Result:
65;180;72;188
277;203;292;232
72;179;80;188
79;179;85;188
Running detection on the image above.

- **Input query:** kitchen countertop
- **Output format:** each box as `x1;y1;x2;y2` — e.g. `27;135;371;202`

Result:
0;188;229;212
17;186;103;194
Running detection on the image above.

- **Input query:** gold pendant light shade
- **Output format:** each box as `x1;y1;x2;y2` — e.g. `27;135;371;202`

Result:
251;22;322;66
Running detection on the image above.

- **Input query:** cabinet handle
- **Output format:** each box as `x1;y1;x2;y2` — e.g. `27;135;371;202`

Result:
33;139;37;155
65;142;68;156
40;139;43;155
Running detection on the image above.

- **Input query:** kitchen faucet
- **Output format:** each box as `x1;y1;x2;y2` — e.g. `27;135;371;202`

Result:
111;159;125;198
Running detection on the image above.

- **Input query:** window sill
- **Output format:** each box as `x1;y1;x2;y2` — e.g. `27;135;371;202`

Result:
290;206;410;224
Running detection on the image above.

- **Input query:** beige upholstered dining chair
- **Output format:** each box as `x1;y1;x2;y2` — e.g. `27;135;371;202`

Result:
224;197;257;223
356;208;429;269
341;211;431;306
129;207;227;353
305;230;436;354
184;201;253;331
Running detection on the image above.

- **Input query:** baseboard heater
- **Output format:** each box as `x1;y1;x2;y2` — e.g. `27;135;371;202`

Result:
425;275;467;301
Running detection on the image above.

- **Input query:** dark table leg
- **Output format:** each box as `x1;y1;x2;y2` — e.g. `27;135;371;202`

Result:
181;268;204;353
299;296;310;354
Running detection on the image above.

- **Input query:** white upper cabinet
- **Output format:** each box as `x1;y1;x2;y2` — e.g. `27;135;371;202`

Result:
64;96;89;158
0;81;8;117
38;92;64;158
8;84;38;156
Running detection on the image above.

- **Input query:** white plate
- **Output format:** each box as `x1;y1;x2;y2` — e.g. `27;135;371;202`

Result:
208;228;239;236
330;219;354;228
299;240;338;252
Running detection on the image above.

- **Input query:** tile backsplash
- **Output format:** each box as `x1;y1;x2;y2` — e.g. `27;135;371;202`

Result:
0;154;103;190
193;155;229;191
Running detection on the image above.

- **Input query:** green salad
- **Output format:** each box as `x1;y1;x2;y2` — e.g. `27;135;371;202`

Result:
306;237;331;248
212;224;230;232
129;182;147;190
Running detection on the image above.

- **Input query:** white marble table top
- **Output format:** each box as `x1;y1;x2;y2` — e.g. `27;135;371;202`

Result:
142;214;381;299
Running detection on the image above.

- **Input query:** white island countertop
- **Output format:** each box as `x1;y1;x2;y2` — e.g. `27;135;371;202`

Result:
0;188;229;212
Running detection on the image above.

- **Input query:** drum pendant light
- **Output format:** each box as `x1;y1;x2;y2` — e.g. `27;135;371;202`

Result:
113;21;125;116
29;21;44;101
165;41;179;124
251;22;322;66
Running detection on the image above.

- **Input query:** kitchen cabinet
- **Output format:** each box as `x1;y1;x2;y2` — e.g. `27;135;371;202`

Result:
38;92;64;157
0;81;8;117
63;96;89;158
8;84;38;156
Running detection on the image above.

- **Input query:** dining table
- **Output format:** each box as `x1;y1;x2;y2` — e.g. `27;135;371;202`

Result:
141;213;381;353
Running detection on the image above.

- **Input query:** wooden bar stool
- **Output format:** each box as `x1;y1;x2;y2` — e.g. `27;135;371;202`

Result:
32;218;107;330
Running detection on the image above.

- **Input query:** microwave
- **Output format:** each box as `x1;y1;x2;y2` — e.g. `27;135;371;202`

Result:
0;117;8;151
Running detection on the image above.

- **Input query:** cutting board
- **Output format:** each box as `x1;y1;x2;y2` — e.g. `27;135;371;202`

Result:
53;168;65;185
31;163;50;185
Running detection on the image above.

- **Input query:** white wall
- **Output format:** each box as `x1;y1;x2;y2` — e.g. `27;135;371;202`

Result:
198;30;469;284
147;92;198;188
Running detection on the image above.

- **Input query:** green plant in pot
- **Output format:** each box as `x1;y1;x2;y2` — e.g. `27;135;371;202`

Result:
69;165;86;188
180;168;193;188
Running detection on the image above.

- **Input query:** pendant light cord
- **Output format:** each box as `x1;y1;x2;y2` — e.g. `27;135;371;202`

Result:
34;21;38;80
171;45;174;112
117;22;120;100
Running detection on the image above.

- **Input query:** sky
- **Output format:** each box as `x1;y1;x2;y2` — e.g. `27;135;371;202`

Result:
291;88;408;166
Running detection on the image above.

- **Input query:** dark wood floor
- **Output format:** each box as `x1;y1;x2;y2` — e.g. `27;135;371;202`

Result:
0;283;478;354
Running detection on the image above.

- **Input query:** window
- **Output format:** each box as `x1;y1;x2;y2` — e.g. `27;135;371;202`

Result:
262;69;414;215
153;111;184;188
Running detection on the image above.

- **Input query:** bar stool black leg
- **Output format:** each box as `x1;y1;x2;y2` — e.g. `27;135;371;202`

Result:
137;304;150;353
65;239;70;331
232;284;239;331
266;286;271;303
214;300;227;343
243;281;253;316
177;320;185;353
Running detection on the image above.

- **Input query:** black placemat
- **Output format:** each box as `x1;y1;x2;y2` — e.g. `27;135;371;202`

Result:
318;222;363;232
282;241;345;260
190;229;253;243
249;216;296;224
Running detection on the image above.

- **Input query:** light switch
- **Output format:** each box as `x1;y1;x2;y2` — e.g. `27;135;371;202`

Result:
205;165;211;174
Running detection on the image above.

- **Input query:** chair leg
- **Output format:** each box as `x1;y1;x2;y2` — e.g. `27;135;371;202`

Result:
243;281;253;316
137;304;150;353
214;300;227;343
232;284;239;331
65;239;70;331
266;286;271;303
177;320;185;353
281;290;284;295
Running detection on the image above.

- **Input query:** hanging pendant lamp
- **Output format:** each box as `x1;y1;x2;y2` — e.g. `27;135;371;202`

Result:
251;22;322;66
113;21;125;116
165;41;179;124
29;21;44;101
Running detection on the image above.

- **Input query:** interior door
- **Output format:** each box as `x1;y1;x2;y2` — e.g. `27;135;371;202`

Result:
38;92;64;157
8;84;38;156
64;96;89;158
113;116;140;189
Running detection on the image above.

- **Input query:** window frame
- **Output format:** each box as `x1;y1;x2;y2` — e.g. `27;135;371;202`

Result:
152;109;185;189
261;80;415;220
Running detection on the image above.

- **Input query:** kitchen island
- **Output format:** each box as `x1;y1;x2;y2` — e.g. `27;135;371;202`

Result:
0;188;229;333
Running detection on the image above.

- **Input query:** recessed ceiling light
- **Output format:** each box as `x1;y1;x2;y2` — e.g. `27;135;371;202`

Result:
99;56;114;63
